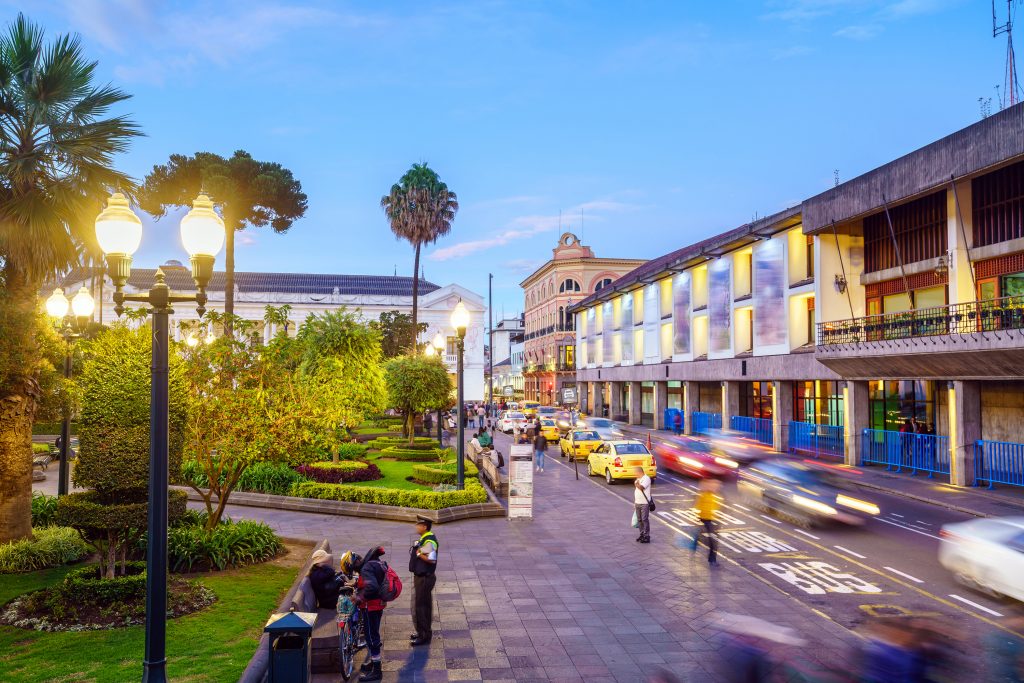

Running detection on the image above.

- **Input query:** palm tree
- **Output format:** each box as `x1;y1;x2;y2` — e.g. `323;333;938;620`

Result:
380;163;458;351
0;15;139;542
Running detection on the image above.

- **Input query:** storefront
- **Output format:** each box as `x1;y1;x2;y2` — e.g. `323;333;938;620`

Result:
739;381;773;419
793;380;844;425
868;380;937;433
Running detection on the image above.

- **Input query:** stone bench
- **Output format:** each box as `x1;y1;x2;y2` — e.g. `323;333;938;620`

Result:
479;453;509;497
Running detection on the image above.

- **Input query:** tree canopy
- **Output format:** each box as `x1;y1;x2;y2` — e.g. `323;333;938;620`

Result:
372;310;428;359
384;354;453;444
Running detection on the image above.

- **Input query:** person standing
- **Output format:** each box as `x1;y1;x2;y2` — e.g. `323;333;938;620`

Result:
409;517;438;647
476;404;485;429
341;547;388;682
534;428;548;473
672;411;683;436
690;478;721;564
634;466;652;543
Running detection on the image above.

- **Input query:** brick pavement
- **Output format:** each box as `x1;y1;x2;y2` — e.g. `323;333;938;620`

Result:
214;448;861;682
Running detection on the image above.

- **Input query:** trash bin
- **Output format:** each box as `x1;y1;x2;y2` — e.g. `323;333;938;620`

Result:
264;608;316;683
663;408;681;431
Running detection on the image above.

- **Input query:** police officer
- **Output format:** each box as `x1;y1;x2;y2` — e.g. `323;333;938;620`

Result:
409;516;438;646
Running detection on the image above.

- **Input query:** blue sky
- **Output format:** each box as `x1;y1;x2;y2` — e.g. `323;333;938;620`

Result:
16;0;1013;316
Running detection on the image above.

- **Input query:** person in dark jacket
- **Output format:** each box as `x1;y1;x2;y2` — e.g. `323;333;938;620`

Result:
307;549;342;609
409;517;438;646
346;546;388;682
533;430;548;473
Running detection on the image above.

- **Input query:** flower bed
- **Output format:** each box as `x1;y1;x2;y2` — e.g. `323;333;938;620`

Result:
294;461;383;484
411;460;479;485
180;460;307;496
290;479;489;510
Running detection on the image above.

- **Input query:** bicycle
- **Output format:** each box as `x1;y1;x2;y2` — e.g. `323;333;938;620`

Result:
337;586;366;681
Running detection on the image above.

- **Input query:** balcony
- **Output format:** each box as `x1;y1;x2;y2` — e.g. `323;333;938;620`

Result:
524;323;574;341
815;296;1024;379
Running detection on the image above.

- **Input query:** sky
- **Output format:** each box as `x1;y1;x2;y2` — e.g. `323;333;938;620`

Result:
15;0;1016;317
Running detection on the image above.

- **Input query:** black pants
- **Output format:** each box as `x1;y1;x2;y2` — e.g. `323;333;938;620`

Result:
693;519;718;562
413;573;436;640
365;609;383;658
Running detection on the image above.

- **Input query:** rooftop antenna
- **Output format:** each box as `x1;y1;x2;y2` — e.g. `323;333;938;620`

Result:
394;264;397;276
993;0;1023;108
834;169;840;187
581;207;584;243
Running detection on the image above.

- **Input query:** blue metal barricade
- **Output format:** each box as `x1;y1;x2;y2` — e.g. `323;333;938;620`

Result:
692;412;722;435
788;421;845;458
860;429;949;477
730;415;773;446
974;440;1024;489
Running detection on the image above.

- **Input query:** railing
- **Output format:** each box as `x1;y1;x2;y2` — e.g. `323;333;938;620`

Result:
974;440;1024;489
788;421;844;458
860;429;950;476
731;416;774;446
817;295;1024;346
691;412;722;435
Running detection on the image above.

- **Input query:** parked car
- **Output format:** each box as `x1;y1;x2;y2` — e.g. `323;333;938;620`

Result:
498;411;528;434
737;458;880;527
559;429;603;462
653;436;739;479
587;440;657;484
939;517;1024;601
579;417;623;441
538;418;561;442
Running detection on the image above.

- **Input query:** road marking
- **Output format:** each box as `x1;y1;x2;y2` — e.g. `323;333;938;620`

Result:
833;545;867;559
759;561;884;595
915;520;931;525
890;513;904;518
760;514;783;524
876;517;942;540
950;594;1004;617
792;528;821;540
883;567;923;584
733;503;752;512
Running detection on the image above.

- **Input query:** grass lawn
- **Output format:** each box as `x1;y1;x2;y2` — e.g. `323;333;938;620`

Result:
0;549;304;683
359;454;433;491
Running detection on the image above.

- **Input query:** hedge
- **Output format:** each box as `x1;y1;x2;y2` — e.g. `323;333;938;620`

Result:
32;443;50;454
54;561;148;604
294;461;383;484
180;460;307;496
55;489;188;531
412;460;479;485
289;479;489;509
32;422;78;436
334;442;370;460
367;436;437;450
378;446;446;462
0;527;90;573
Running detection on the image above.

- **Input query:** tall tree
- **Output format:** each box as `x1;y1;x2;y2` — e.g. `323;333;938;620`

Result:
380;163;458;351
384;354;453;445
371;310;428;359
0;15;139;542
139;150;308;337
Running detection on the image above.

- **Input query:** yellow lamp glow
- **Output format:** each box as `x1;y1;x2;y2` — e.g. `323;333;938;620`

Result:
451;300;470;334
180;194;225;258
95;192;143;256
45;288;70;319
70;286;95;318
205;330;216;345
185;334;199;348
424;345;436;357
432;332;445;351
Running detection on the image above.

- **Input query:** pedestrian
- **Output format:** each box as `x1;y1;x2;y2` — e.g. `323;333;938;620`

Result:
534;426;548;473
340;547;388;682
409;517;438;647
899;418;913;468
633;466;652;543
476;404;485;427
478;427;492;449
672;411;683;436
691;477;721;564
512;420;522;443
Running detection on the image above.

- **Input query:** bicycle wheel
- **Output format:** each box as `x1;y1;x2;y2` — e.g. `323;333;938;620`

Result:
339;620;355;681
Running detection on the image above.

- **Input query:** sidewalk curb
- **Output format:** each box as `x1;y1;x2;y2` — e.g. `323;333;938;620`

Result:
847;479;989;518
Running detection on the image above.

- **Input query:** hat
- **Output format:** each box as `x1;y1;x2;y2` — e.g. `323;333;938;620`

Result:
311;549;333;567
415;516;432;529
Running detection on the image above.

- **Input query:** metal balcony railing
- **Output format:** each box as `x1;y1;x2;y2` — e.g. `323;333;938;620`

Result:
817;295;1024;346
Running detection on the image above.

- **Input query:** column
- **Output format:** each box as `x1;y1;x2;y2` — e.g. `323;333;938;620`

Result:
628;381;642;425
772;381;794;453
949;381;981;487
577;382;587;414
721;381;740;431
683;381;698;435
609;381;623;421
592;382;605;418
653;381;668;430
843;380;869;467
947;180;975;306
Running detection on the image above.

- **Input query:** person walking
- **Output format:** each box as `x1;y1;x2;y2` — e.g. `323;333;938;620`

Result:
534;427;548;473
691;478;721;564
672;411;683;436
409;517;438;647
476;404;485;428
634;466;652;543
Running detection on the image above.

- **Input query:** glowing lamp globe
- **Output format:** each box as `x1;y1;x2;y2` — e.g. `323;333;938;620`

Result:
185;334;199;348
432;332;445;351
450;300;470;334
71;286;95;318
95;192;143;256
424;345;436;357
179;194;225;258
45;288;70;319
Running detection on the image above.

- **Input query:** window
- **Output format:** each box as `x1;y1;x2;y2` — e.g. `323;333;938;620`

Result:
739;381;773;419
595;278;613;291
863;192;947;273
793;381;844;425
445;336;458;356
973;159;1024;248
806;297;815;346
868;380;936;432
559;278;581;293
806;235;815;279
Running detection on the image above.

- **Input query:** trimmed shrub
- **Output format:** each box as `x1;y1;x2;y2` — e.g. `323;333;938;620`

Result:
164;518;283;572
0;527;90;573
334;442;370;460
56;489;188;533
295;461;382;484
290;479;489;510
367;436;437;450
412;460;479;485
180;460;308;496
58;561;147;604
32;443;50;454
32;422;78;436
379;446;445;462
31;491;58;528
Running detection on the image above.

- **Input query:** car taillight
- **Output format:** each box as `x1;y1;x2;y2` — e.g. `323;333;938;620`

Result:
614;457;622;467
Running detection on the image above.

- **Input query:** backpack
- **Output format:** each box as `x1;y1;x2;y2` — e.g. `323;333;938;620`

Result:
378;561;403;602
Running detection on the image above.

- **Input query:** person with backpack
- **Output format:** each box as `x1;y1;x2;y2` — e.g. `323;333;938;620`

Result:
341;546;400;682
409;517;438;646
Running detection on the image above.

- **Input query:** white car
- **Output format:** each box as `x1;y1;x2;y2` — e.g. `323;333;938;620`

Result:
499;411;528;434
939;516;1024;601
579;417;623;442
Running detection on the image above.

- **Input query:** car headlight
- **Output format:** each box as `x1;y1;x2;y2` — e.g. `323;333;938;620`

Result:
836;494;879;515
680;456;704;469
714;457;739;469
793;495;837;516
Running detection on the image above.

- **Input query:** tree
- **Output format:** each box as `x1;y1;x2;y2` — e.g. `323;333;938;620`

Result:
380;163;458;351
371;310;428;359
384;354;453;445
0;15;139;542
138;151;308;337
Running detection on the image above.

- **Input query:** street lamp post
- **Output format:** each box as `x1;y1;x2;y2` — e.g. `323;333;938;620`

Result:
45;286;95;496
450;301;470;490
431;332;446;444
95;191;224;683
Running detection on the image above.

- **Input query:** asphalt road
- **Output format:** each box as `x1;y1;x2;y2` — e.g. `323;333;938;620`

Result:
485;425;1020;671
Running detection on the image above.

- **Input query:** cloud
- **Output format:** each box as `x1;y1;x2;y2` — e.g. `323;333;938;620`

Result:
833;24;883;39
764;0;957;24
501;258;544;274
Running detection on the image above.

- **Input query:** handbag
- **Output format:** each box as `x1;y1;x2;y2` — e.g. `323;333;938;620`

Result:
631;510;639;528
642;488;656;512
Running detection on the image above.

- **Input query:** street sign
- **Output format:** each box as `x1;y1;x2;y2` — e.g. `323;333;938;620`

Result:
502;385;514;396
508;444;534;520
561;386;577;404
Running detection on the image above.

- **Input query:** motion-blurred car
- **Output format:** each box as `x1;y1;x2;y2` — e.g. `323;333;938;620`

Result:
555;410;581;435
537;406;557;418
703;429;774;464
737;458;880;527
522;401;541;416
939;517;1024;601
587;440;657;484
559;429;603;462
653;436;739;479
498;411;528;434
579;417;623;441
538;418;561;442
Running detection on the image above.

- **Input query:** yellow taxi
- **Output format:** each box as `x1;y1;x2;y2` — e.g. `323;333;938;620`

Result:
522;401;541;416
559;429;603;462
539;418;561;442
587;440;657;485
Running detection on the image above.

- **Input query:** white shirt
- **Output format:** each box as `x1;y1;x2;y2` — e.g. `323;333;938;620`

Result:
634;474;652;505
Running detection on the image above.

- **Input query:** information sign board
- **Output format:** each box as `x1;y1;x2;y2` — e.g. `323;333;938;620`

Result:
508;444;534;520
